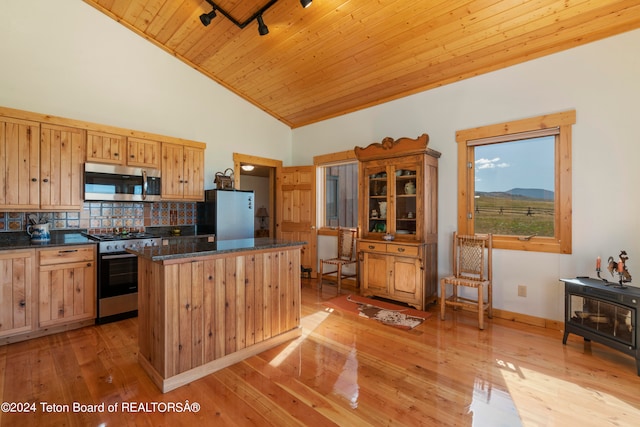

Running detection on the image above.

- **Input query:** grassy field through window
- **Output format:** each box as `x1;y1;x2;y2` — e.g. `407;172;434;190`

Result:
474;194;554;236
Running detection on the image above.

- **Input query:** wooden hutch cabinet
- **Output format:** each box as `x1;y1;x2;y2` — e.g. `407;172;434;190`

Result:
355;134;440;310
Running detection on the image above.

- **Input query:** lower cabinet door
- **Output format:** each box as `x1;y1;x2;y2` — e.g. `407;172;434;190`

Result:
390;256;423;307
361;252;389;296
0;250;35;338
39;261;95;327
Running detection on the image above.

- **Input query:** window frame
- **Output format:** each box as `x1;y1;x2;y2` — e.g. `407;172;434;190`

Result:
314;150;358;235
455;110;576;254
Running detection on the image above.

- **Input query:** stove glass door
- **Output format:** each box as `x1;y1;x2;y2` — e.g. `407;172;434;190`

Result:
568;293;635;347
99;252;138;298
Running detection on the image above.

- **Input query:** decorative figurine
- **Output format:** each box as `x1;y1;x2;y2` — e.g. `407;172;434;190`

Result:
597;250;632;288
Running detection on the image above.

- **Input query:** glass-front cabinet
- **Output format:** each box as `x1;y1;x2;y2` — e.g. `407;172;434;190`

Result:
364;162;420;241
355;134;441;309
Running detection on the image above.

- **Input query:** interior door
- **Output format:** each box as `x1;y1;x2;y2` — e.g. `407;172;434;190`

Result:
277;166;317;277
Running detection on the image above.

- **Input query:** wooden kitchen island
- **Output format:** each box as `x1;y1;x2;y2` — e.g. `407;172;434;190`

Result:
127;237;305;392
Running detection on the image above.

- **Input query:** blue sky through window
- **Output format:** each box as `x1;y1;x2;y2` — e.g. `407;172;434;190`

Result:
474;136;554;193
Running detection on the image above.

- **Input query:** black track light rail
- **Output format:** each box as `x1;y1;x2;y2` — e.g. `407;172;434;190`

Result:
203;0;279;30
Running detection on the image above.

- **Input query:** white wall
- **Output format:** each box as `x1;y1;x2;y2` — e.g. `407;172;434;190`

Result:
0;0;292;190
293;29;640;321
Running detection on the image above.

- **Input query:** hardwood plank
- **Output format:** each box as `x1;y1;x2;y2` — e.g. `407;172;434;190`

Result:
177;262;192;374
235;256;246;351
245;254;256;347
214;258;226;360
224;256;237;354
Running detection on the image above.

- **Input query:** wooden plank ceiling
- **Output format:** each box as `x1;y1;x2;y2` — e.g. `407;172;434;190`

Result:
84;0;640;128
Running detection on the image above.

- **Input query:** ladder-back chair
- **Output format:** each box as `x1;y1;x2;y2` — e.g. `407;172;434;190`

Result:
319;228;358;295
440;232;493;329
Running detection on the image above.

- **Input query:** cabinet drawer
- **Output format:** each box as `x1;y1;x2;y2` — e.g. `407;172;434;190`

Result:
39;246;95;265
360;242;387;253
386;244;419;256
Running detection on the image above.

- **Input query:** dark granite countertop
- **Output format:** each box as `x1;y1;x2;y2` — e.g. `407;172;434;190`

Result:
126;237;305;261
0;230;95;250
146;225;215;240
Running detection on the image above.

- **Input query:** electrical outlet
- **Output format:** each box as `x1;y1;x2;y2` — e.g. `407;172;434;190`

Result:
518;285;527;297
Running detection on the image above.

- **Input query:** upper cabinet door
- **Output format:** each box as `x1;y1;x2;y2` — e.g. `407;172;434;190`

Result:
0;117;40;210
40;124;86;210
161;143;204;201
161;143;184;199
182;146;204;200
127;137;160;169
86;130;125;165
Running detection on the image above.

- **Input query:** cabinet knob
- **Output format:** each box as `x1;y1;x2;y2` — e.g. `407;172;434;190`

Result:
184;180;188;184
19;300;26;307
114;153;119;157
42;178;49;183
397;248;405;252
130;154;135;158
87;263;92;267
368;245;375;249
31;178;37;182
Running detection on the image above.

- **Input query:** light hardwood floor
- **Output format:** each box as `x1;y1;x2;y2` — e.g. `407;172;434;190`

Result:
1;280;640;426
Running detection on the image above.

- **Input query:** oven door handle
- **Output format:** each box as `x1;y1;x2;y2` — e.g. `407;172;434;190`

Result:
102;253;137;260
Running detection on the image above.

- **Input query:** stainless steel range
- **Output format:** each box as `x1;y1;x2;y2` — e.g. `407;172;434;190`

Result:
83;232;160;324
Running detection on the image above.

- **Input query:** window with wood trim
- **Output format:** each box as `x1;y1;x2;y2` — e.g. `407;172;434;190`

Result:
314;150;358;230
456;110;576;254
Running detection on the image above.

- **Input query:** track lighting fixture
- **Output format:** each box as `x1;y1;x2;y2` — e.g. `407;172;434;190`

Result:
256;15;269;36
200;0;311;36
199;9;217;27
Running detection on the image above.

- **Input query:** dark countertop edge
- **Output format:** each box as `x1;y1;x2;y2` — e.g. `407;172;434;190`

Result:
145;225;215;239
560;277;640;295
0;230;95;250
128;239;306;262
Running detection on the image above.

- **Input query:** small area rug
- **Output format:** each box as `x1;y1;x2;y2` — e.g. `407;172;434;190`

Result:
323;294;431;330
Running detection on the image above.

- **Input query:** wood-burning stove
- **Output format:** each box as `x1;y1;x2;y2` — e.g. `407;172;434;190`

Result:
560;277;640;375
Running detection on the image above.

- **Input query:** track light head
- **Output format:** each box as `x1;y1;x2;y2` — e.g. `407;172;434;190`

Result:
199;9;217;26
257;15;269;36
300;0;312;8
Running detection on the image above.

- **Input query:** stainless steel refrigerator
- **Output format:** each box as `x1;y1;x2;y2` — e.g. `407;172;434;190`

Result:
197;189;255;240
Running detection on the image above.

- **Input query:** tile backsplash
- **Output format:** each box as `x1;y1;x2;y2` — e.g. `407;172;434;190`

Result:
0;201;197;233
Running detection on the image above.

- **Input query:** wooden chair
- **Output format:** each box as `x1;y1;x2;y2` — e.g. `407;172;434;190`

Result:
440;232;493;329
319;228;358;295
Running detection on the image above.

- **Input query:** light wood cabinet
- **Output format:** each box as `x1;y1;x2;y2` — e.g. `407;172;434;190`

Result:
0;118;41;210
0;250;35;338
358;241;427;309
127;137;160;168
38;245;96;327
355;134;440;309
87;131;161;169
86;130;126;165
40;124;85;210
161;142;204;201
0;119;84;210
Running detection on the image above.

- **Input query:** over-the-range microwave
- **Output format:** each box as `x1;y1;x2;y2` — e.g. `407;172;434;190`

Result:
84;163;161;202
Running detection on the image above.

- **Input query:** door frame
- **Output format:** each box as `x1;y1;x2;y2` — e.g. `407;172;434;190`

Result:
233;153;282;237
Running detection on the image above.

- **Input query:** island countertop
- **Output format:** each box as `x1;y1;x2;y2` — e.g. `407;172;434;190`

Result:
127;237;305;262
